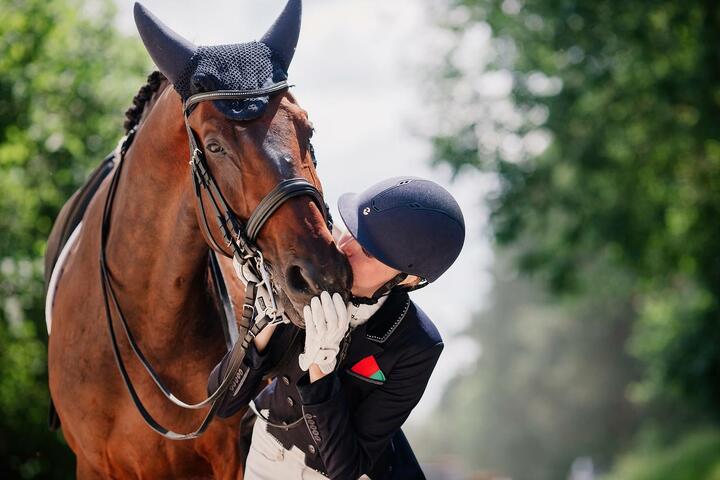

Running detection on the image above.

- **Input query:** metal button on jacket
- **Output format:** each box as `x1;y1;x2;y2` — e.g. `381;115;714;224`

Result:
308;444;316;455
281;375;290;385
286;396;294;407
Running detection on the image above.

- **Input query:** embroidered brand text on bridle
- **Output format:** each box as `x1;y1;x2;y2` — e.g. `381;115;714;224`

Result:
99;81;329;440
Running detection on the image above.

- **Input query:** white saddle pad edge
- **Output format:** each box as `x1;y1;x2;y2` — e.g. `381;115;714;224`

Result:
45;222;83;335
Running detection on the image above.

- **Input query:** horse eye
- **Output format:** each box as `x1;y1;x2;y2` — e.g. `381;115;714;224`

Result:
206;142;224;154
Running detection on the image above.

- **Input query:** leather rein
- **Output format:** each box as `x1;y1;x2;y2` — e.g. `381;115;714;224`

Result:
99;82;328;440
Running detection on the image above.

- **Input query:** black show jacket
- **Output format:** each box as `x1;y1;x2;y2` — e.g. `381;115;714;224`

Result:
208;292;443;480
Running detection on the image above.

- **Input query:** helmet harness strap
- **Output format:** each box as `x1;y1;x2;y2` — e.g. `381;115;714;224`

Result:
351;272;408;306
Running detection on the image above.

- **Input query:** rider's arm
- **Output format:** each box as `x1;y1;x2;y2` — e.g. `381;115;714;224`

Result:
206;323;280;418
253;323;277;353
296;341;443;479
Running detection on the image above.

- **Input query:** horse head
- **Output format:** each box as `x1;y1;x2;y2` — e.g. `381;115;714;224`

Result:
133;0;351;326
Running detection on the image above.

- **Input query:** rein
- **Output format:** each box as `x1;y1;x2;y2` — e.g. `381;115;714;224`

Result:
99;82;329;440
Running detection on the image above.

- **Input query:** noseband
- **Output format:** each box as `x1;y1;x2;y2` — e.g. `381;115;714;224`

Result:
99;82;329;440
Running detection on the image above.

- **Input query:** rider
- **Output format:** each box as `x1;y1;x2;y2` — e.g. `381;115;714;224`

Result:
208;176;465;480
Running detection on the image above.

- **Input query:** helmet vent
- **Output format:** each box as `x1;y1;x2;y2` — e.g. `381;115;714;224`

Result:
398;179;411;185
409;203;422;209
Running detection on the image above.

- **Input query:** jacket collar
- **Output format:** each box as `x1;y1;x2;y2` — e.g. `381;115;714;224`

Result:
349;296;387;328
362;291;411;345
341;293;411;367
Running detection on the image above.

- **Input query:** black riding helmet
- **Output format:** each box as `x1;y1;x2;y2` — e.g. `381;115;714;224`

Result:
338;176;465;301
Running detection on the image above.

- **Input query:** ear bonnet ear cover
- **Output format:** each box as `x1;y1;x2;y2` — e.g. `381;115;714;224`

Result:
134;0;301;121
176;42;286;120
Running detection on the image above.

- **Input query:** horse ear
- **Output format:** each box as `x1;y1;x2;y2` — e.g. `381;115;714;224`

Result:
134;2;196;84
260;0;302;72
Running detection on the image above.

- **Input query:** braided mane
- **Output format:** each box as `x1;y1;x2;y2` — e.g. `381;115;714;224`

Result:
124;71;167;134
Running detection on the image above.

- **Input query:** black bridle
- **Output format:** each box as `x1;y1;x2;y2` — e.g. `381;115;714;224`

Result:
184;81;328;262
99;82;328;440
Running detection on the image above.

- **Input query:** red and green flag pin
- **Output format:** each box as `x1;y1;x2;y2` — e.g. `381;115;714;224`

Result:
350;355;386;382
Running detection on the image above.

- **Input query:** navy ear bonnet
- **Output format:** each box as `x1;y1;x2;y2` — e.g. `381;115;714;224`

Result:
134;0;301;121
178;42;286;120
338;177;466;283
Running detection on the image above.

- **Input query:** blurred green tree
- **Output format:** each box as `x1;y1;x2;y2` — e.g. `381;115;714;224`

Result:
605;430;720;480
430;0;720;418
0;0;147;476
412;254;642;479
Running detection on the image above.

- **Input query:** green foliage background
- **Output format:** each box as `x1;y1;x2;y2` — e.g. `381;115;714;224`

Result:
431;0;720;411
0;0;147;476
418;0;720;478
607;430;720;480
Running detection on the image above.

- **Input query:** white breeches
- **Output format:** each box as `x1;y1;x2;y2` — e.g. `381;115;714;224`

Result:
245;411;329;480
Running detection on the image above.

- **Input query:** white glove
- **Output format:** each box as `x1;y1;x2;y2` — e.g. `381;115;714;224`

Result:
298;291;350;374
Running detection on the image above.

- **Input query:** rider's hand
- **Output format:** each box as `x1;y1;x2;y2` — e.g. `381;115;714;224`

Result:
298;291;350;374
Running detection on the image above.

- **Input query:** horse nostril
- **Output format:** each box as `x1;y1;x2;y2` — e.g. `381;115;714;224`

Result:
285;257;352;300
286;264;312;295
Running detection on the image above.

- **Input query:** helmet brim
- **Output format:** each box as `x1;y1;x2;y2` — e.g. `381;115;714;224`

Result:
337;192;361;244
337;192;404;273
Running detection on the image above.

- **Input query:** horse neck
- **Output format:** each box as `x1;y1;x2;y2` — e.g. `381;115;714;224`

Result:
104;86;217;341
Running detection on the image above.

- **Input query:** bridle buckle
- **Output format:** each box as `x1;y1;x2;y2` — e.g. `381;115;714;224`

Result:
242;303;255;320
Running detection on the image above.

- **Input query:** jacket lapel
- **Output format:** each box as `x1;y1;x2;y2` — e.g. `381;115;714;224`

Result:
364;292;411;344
340;292;411;374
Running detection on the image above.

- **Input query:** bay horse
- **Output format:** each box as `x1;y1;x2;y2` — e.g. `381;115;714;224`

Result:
46;1;350;477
